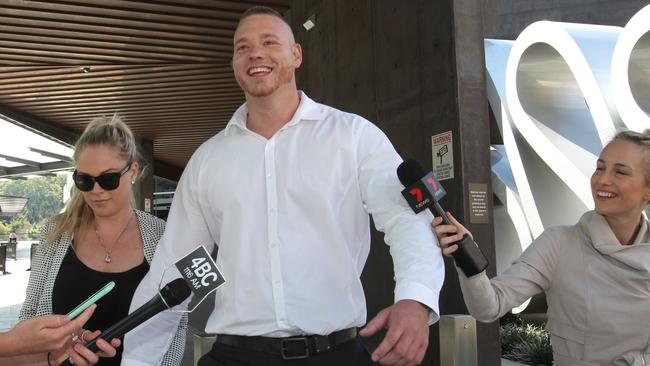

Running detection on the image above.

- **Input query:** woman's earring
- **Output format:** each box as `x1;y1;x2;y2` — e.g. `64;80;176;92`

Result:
131;180;135;185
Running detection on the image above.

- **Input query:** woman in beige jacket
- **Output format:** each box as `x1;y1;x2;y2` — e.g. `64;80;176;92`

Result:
433;129;650;365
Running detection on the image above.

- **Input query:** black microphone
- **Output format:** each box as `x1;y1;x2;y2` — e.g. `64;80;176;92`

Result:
61;278;191;366
397;159;488;277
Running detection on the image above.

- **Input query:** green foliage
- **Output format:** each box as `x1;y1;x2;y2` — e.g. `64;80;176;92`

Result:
28;223;44;240
0;220;9;236
8;215;28;232
0;175;66;225
500;323;553;366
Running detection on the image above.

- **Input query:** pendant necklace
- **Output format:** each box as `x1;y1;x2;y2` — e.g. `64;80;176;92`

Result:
94;211;135;263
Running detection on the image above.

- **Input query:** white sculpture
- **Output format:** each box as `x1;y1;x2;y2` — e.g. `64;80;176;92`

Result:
485;5;650;311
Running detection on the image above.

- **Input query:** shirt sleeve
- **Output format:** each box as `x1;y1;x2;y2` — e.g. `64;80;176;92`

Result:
122;151;216;366
457;228;560;322
356;119;445;323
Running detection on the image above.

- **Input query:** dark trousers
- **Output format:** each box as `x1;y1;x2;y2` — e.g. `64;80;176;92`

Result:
198;337;374;366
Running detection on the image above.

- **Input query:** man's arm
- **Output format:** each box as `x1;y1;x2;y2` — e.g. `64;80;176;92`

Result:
356;120;444;317
121;155;215;366
355;120;445;366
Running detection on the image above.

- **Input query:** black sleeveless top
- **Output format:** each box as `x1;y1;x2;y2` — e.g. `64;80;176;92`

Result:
52;246;149;366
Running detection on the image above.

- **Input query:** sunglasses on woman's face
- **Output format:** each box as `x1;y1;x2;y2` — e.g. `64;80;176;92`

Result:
73;162;132;192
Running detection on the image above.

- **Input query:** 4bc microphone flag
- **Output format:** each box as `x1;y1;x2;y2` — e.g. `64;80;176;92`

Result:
175;245;226;303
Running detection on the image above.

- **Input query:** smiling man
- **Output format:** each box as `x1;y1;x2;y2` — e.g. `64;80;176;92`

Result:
122;6;444;366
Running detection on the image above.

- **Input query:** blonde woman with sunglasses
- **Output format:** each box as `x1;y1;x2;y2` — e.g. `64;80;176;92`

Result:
19;115;186;366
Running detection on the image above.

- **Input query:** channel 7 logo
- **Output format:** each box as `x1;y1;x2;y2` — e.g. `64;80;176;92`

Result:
401;172;446;214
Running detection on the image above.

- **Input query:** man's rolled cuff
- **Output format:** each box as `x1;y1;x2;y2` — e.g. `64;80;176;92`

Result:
394;282;440;324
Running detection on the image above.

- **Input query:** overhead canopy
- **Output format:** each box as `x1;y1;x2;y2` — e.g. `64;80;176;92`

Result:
0;0;291;180
0;119;74;179
0;195;28;217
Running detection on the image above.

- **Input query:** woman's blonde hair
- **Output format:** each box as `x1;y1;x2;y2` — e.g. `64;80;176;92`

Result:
609;129;650;183
46;114;141;244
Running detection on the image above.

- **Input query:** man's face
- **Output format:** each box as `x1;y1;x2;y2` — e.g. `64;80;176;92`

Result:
232;14;302;98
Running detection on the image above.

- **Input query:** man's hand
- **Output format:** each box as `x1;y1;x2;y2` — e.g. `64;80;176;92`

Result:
359;299;430;366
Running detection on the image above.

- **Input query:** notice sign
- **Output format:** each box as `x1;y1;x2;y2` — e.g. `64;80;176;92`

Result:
468;183;488;224
431;131;454;181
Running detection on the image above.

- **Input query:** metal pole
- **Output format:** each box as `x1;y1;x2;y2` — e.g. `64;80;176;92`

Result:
439;314;478;366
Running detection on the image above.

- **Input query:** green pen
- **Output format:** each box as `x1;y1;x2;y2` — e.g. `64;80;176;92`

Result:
67;281;116;319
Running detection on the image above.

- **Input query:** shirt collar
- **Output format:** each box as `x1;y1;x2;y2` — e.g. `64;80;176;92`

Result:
224;91;326;136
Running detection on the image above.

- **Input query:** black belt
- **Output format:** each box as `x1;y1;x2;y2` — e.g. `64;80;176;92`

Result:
215;327;358;360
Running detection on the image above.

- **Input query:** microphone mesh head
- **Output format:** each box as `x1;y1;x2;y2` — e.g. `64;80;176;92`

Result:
397;159;426;186
159;278;191;308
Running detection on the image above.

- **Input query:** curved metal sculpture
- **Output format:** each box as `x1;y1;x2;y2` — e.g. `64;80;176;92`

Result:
485;5;650;312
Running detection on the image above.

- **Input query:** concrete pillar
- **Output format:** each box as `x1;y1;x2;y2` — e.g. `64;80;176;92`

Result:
134;137;154;213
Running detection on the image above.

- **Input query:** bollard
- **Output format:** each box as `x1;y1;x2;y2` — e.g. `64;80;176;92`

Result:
28;242;39;271
439;314;478;366
0;244;6;274
192;329;216;366
6;241;16;260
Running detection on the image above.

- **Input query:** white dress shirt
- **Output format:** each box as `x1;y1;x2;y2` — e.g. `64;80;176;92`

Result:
122;92;444;366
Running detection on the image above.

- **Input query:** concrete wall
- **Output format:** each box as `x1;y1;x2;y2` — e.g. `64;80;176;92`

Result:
487;0;648;39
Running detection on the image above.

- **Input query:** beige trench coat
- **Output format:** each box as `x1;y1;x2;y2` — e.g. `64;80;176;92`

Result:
458;211;650;365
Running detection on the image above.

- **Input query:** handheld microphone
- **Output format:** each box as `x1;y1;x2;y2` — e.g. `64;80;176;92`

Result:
397;159;488;277
61;278;191;366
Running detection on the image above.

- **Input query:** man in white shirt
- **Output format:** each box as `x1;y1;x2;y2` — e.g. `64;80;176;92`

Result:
122;6;444;366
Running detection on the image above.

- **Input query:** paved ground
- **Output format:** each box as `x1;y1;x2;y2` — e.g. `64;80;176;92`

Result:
0;241;33;332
